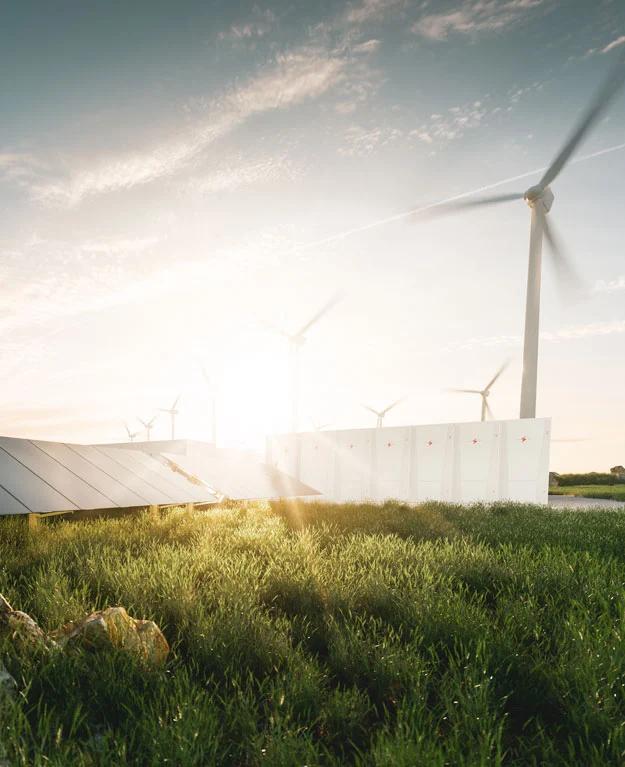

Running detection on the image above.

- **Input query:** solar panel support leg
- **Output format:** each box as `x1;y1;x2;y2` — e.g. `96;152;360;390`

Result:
149;505;159;519
186;502;194;513
28;514;40;532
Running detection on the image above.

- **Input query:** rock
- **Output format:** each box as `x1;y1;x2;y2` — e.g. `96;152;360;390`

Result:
52;607;169;667
0;595;56;656
0;659;17;700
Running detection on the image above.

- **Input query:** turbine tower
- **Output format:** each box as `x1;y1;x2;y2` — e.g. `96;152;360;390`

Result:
158;394;181;440
445;360;510;421
360;399;404;428
124;422;140;443
138;414;158;442
262;293;343;434
415;50;625;419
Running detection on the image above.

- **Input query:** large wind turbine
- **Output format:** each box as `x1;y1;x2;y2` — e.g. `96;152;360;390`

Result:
138;414;158;442
416;50;625;419
124;422;140;443
159;394;182;440
263;293;343;433
445;360;510;421
360;399;404;428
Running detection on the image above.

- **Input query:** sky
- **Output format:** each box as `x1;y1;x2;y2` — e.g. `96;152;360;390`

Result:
1;0;625;471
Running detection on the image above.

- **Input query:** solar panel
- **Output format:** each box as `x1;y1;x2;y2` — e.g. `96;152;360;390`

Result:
97;446;213;504
0;438;114;511
0;484;30;515
35;441;146;508
68;445;171;506
0;446;78;513
120;448;216;503
161;453;321;501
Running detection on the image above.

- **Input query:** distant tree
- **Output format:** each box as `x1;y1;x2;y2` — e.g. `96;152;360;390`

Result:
610;465;625;476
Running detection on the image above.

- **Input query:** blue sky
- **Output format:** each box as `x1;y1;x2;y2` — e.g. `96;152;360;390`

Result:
1;0;624;470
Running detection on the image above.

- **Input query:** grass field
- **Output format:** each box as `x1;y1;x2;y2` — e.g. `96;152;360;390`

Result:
549;484;625;501
2;500;625;766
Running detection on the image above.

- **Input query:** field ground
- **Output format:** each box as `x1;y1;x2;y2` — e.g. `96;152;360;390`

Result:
549;483;625;501
2;500;625;766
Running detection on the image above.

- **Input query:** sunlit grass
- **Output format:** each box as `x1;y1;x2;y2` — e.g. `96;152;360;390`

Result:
550;484;625;501
1;500;625;765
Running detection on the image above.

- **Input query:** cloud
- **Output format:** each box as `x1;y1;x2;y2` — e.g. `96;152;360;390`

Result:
187;152;301;194
448;319;625;350
347;0;405;24
601;35;625;54
353;39;381;53
0;151;46;182
81;236;160;255
412;0;546;41
593;276;625;294
218;9;276;43
27;49;345;207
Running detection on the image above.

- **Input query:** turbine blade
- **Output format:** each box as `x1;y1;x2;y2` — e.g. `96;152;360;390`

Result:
444;388;482;394
359;402;381;416
157;408;170;413
539;49;625;188
137;418;147;428
295;292;344;337
172;393;182;409
381;398;404;416
484;359;511;391
124;422;131;437
539;209;586;305
411;192;523;221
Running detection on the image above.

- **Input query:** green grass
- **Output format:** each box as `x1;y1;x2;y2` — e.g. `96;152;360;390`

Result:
1;500;625;766
549;484;625;501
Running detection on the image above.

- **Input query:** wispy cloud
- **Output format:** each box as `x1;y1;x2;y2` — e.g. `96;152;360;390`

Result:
26;49;345;207
187;152;301;194
412;0;546;41
0;151;46;182
593;275;625;294
601;35;625;54
217;9;276;43
448;319;625;350
347;0;405;24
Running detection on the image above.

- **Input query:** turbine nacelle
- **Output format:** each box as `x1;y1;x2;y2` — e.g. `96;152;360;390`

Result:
523;185;554;212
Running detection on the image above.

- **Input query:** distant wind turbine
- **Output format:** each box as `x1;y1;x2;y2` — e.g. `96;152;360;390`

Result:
124;422;140;443
310;418;333;432
137;414;158;442
360;399;405;428
445;360;510;421
158;394;182;440
262;293;344;434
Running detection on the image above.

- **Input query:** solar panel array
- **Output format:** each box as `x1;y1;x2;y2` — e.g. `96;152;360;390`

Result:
160;452;321;501
0;437;218;516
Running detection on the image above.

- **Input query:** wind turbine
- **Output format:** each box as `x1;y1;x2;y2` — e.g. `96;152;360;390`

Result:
124;422;140;443
137;414;158;442
262;293;344;433
360;399;404;428
158;394;182;440
414;50;625;420
445;360;510;421
310;417;333;432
